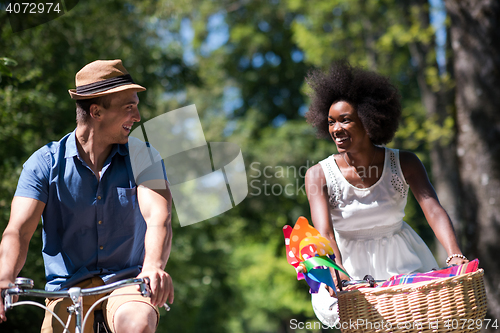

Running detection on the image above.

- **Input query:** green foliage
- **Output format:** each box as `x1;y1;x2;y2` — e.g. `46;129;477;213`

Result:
0;57;17;78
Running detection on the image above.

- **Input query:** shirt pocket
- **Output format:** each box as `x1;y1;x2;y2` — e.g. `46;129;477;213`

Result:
115;186;137;208
112;186;138;233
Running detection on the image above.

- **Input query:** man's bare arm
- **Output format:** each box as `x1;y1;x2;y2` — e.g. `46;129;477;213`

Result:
136;182;173;306
0;196;45;323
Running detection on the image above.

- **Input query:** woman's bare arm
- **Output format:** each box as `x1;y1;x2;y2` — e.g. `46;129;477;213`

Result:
400;151;467;266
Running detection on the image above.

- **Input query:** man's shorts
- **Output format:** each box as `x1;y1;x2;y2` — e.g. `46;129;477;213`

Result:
41;276;159;333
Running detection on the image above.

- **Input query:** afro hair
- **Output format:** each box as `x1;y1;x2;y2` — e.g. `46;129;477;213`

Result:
305;60;402;145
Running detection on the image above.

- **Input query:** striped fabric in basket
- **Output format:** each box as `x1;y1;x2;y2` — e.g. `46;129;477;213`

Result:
380;258;479;287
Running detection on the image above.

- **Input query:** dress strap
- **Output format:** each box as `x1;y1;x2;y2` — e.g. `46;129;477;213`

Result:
388;148;409;199
318;155;340;209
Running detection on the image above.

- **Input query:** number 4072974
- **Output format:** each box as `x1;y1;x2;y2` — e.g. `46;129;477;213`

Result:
444;318;498;330
5;2;61;14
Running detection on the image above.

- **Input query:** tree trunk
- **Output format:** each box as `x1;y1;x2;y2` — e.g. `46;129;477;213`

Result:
445;0;500;323
406;0;463;263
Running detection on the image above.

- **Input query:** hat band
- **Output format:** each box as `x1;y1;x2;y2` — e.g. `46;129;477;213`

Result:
76;74;136;95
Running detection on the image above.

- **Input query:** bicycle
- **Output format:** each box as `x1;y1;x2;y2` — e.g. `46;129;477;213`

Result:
2;276;170;333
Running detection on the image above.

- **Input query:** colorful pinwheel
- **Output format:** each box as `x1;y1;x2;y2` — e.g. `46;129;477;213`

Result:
283;216;350;294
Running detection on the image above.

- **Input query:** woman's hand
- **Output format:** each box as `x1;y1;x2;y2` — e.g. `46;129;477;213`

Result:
326;266;350;297
447;256;469;266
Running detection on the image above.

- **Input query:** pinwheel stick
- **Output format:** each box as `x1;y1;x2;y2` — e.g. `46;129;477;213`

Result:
296;263;306;274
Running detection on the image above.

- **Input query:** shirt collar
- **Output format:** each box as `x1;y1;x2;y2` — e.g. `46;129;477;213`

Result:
64;130;78;158
64;129;129;159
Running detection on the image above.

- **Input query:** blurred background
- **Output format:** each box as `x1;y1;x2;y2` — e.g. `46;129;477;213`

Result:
1;0;499;332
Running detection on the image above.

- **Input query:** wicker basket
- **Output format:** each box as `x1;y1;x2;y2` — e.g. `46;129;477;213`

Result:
337;269;487;333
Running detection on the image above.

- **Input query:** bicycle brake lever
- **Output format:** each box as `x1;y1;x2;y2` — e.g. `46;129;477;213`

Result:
1;287;14;311
140;277;151;297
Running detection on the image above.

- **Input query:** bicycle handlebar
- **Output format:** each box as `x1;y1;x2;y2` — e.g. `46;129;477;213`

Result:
78;278;150;297
2;277;151;311
341;279;385;287
2;276;171;333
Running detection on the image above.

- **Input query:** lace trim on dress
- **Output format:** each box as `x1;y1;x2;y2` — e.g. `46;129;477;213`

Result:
389;150;406;199
323;156;340;209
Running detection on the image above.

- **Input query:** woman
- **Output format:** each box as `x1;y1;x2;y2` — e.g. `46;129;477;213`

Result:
304;61;467;326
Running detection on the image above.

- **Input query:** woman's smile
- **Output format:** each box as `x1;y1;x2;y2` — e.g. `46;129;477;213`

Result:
328;101;369;152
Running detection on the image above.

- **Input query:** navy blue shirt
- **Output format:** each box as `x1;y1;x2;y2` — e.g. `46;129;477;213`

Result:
15;130;153;290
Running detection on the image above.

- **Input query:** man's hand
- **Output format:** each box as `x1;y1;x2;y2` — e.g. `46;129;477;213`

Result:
137;267;174;307
0;280;15;323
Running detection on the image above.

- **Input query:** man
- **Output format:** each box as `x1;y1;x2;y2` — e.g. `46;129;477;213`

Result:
0;59;174;333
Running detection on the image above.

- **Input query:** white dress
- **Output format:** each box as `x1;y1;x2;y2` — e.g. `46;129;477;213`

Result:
311;147;438;326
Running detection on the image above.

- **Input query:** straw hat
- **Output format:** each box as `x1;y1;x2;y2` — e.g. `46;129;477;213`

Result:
68;59;146;100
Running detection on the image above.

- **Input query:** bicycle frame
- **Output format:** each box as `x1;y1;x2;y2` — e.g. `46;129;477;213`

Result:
2;277;151;333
